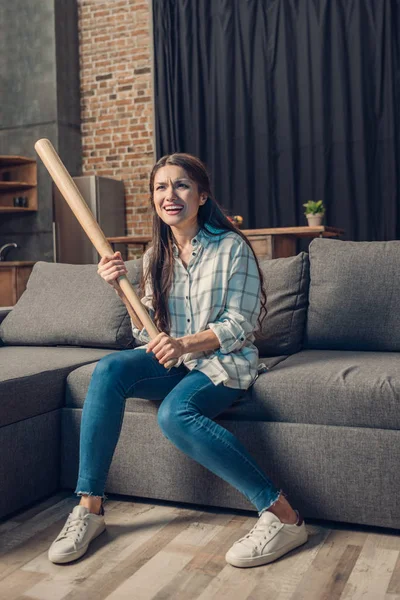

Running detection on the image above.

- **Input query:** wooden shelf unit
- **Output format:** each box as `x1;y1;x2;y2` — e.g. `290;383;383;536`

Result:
0;155;37;212
0;262;35;306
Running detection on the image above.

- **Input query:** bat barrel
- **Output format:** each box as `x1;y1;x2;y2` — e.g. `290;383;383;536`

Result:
34;138;177;368
35;139;113;258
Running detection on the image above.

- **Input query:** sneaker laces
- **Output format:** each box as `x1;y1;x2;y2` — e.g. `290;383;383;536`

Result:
56;513;88;543
235;520;280;551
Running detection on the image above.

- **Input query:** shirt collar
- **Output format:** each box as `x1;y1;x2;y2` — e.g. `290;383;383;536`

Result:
172;224;225;257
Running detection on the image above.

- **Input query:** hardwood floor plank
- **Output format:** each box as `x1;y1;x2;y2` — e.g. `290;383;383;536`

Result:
19;502;180;600
1;493;400;600
184;523;326;600
184;516;250;576
0;521;20;536
372;531;400;552
317;543;362;600
289;529;367;600
105;520;223;599
194;530;320;600
54;505;202;600
387;553;400;594
0;501;78;581
0;498;121;581
152;569;214;600
340;537;399;599
16;579;75;600
196;565;261;600
0;568;45;600
242;524;330;600
0;496;78;558
21;500;144;575
150;514;256;599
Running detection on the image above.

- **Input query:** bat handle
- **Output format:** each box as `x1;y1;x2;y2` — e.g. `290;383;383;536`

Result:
164;357;178;369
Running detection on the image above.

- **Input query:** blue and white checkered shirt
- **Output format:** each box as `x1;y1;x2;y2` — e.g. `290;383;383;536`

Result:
131;224;267;389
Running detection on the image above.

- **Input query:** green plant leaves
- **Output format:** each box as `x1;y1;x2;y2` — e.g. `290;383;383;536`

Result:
302;200;325;214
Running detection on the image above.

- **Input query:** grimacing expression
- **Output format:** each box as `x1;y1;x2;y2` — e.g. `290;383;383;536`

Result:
153;165;207;227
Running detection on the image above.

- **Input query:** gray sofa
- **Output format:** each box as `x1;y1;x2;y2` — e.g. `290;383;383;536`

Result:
1;238;399;530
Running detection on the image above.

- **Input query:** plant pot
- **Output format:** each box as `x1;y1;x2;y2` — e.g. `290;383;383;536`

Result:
306;214;324;226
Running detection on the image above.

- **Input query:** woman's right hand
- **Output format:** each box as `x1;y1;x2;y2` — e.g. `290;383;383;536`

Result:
97;251;128;293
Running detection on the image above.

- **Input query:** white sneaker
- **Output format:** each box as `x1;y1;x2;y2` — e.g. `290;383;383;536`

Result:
48;505;106;564
225;510;308;568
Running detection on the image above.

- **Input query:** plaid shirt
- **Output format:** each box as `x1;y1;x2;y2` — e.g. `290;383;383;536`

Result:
131;224;267;390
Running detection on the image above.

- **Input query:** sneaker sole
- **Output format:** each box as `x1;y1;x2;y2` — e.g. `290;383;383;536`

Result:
225;529;308;568
48;523;106;564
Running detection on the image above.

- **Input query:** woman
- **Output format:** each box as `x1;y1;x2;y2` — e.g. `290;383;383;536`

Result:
48;153;308;567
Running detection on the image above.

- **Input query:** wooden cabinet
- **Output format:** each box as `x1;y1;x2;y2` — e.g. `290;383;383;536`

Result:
0;263;35;306
107;227;345;261
241;227;345;260
0;156;37;213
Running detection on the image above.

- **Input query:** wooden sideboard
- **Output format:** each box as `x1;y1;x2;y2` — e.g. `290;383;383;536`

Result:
108;226;345;260
241;226;345;260
0;262;35;306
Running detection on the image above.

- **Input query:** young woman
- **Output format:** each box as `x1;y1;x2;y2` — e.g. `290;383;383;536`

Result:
48;153;308;568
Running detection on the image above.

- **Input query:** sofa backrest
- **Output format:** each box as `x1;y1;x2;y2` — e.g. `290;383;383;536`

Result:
304;238;400;351
0;252;311;358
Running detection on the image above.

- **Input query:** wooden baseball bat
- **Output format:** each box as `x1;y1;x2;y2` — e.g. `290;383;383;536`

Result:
34;138;178;369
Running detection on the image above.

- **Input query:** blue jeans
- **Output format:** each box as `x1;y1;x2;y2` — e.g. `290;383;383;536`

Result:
74;348;281;516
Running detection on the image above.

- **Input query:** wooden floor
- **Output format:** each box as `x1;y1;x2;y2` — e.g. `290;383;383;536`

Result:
0;491;399;600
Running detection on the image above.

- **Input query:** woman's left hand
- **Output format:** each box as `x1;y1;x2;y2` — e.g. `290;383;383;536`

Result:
146;332;185;365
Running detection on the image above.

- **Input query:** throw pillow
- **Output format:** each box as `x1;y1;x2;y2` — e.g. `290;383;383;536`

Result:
0;258;144;349
254;252;310;356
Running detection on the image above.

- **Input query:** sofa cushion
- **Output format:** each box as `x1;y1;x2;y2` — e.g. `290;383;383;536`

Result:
0;346;117;427
305;238;400;351
254;252;309;356
64;349;400;431
245;349;400;430
0;258;143;349
64;355;290;410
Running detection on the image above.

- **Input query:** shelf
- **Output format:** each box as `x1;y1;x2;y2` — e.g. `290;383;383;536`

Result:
0;207;36;213
0;261;36;266
0;181;36;190
0;156;38;211
0;156;36;166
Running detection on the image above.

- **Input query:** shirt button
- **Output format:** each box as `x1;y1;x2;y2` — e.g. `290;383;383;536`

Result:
186;296;189;299
240;337;244;341
187;318;190;322
193;239;197;244
192;252;196;256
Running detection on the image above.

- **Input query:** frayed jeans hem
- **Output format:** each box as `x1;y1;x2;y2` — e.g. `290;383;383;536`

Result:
257;488;283;517
75;490;108;503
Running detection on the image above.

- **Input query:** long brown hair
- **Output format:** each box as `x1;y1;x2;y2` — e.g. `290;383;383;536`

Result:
139;153;268;338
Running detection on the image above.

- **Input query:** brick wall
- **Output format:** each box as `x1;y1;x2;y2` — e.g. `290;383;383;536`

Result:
77;0;155;258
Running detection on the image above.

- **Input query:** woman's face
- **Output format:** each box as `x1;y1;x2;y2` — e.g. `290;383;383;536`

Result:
153;165;207;232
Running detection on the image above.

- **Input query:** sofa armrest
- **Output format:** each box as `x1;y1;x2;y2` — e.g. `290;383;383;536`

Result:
0;307;12;325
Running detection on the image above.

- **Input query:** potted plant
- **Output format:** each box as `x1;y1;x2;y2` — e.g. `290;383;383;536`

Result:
303;200;325;226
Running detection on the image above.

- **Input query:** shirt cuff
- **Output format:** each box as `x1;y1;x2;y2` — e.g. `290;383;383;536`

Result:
131;323;151;345
207;320;247;354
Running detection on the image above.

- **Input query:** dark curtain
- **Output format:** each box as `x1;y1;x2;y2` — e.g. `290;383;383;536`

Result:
152;0;400;242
